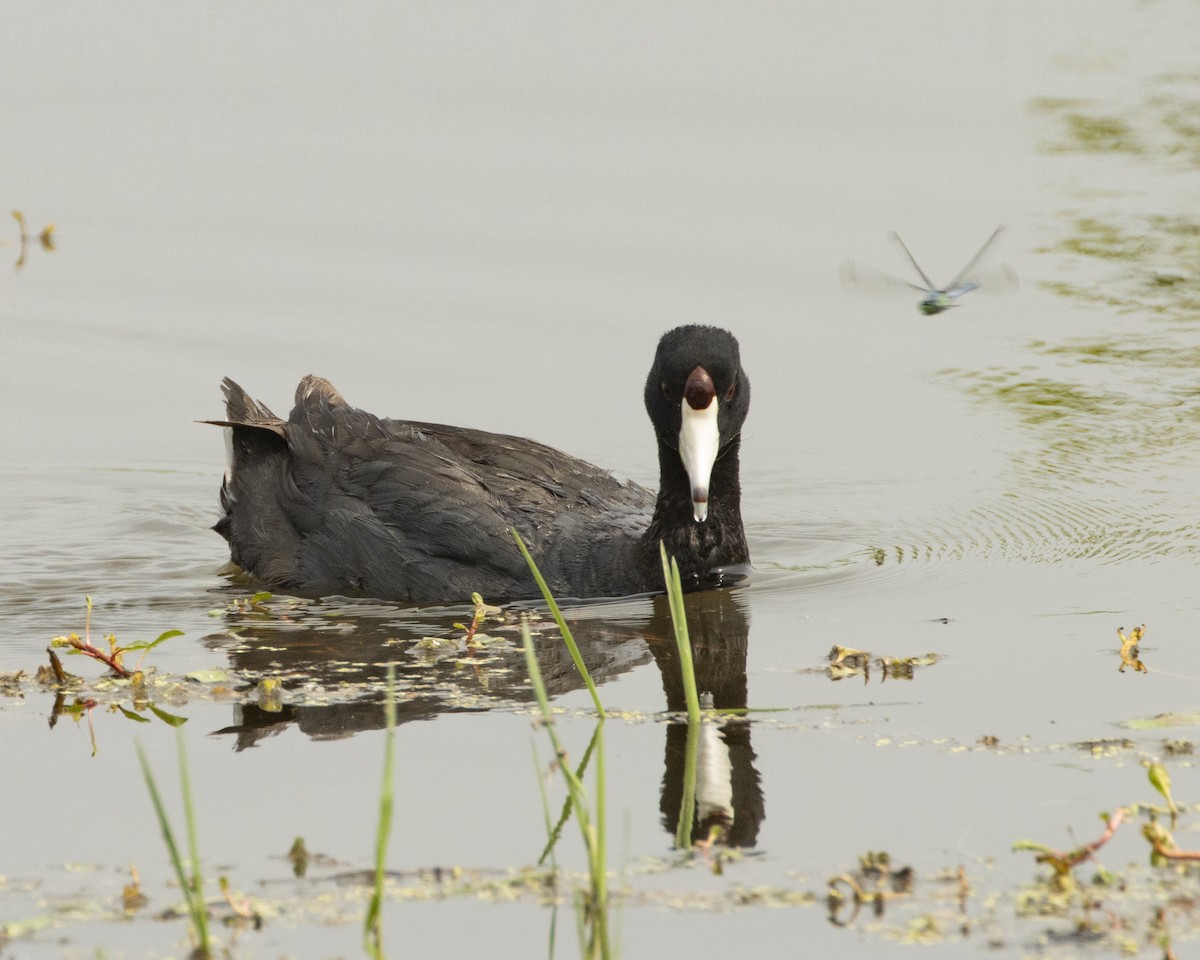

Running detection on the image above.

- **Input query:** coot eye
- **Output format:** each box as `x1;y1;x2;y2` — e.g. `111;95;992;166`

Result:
724;382;737;401
661;382;676;402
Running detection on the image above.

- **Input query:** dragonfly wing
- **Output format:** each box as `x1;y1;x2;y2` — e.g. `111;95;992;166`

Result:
841;260;929;297
888;232;939;292
944;225;1018;294
943;280;980;299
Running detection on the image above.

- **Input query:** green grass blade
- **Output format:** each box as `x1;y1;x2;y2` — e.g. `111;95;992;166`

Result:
659;542;704;851
364;663;397;959
511;529;605;718
175;729;210;949
520;622;597;839
592;720;610;956
136;740;209;956
522;620;611;958
538;727;601;866
659;542;701;724
531;741;558;869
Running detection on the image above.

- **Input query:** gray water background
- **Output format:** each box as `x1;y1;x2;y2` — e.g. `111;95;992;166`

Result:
3;1;1200;956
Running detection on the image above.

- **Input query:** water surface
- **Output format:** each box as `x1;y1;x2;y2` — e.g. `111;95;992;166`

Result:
3;1;1200;956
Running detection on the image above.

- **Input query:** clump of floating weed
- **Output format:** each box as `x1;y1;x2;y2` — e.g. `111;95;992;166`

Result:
827;851;916;927
220;591;274;617
1013;759;1198;937
36;597;188;754
453;592;507;648
826;644;940;684
49;596;182;679
1117;624;1147;673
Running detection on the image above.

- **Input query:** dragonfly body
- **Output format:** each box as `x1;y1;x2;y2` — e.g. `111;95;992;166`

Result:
918;282;977;315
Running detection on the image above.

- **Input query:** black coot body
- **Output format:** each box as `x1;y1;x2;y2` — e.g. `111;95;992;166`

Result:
209;324;750;603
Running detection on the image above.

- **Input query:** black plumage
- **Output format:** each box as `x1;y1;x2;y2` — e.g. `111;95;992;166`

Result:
207;324;750;603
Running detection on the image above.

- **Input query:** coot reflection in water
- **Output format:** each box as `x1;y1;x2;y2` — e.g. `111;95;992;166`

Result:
208;588;763;847
206;325;751;603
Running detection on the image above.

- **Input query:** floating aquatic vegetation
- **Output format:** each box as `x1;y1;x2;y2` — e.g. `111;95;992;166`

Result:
1036;74;1200;167
121;865;148;914
1012;759;1198;951
1038;109;1145;155
23;598;192;753
826;645;939;684
1146;760;1179;817
1015;808;1129;879
1117;624;1147;673
827;851;917;928
7;209;55;269
0;669;26;697
453;592;506;646
49;596;183;679
1122;712;1200;731
287;837;311;878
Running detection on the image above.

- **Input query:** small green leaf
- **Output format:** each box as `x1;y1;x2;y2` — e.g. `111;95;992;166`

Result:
116;705;152;723
1147;761;1178;813
148;705;188;727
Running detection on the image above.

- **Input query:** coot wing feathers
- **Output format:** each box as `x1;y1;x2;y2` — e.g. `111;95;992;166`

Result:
218;376;653;601
211;325;749;604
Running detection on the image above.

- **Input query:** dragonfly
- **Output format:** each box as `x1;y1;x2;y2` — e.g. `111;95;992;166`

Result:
841;225;1017;315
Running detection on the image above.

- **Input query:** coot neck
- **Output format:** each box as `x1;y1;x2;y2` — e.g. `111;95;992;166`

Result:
643;435;749;579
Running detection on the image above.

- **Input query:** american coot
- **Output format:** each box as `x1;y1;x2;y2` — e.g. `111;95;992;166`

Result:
207;324;751;603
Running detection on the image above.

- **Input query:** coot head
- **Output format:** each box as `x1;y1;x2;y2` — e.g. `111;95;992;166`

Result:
644;325;749;523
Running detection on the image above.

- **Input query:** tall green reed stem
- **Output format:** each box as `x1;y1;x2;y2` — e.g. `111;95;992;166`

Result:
658;541;704;848
364;663;396;960
659;542;701;725
521;622;609;959
511;529;605;718
136;732;211;957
